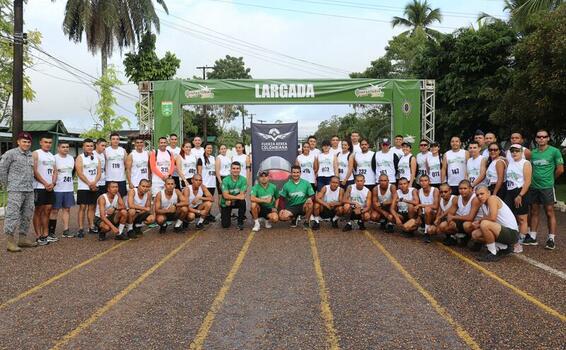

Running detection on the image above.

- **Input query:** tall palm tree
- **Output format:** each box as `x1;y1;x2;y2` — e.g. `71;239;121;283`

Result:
504;0;563;30
60;0;168;76
391;0;442;39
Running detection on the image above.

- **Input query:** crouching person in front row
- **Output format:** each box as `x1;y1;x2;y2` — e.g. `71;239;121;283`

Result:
391;177;419;237
220;162;248;230
371;174;396;233
126;178;155;239
342;174;371;231
183;174;214;230
251;170;280;232
312;176;344;230
471;185;520;262
95;181;128;241
154;177;189;233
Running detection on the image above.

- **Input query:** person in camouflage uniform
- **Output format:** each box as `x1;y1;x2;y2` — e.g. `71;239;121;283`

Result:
0;132;38;252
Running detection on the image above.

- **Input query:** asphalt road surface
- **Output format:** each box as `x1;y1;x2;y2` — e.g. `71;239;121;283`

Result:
0;208;564;349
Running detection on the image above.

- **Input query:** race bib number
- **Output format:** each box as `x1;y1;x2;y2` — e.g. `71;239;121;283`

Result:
63;176;72;183
47;168;53;175
451;168;460;175
380;170;388;175
322;167;330;173
358;169;367;175
208;170;215;176
141;168;148;174
88;169;96;176
112;163;120;169
431;171;440;178
160;167;169;173
303;168;311;174
469;177;476;183
339;168;344;174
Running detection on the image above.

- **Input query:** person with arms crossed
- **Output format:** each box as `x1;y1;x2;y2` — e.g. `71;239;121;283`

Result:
279;165;315;229
0;132;38;252
250;170;280;232
94;138;107;197
354;139;376;191
390;177;419;236
466;141;487;188
471;185;520;262
335;139;354;190
406;175;439;243
177;140;198;188
219;162;248;230
95;181;129;241
526;129;564;249
506;132;531;162
183;174;214;230
105;132;127;197
126;135;149;189
486;142;507;199
32;134;57;245
50;141;76;238
342;174;371;231
371;174;396;233
154;177;189;233
150;136;175;196
75;138;101;238
505;144;531;250
312;176;344;230
126;178;155;238
296;142;317;192
442;136;468;195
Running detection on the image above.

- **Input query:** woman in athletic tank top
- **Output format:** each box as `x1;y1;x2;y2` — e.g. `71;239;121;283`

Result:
335;140;354;189
296;142;316;191
486;142;507;200
215;144;232;189
504;145;532;241
315;140;336;191
176;140;198;189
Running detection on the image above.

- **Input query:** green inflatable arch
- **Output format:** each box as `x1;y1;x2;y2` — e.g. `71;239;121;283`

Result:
138;79;435;147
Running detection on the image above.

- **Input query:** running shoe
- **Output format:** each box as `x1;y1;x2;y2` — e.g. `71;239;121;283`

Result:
477;252;499;262
115;233;129;240
265;220;273;229
331;218;339;229
545;238;555;250
358;221;366;230
252;221;261;232
379;219;386;230
62;230;75;238
442;235;457;246
98;231;106;241
196;222;204;230
237;222;244;231
522;234;538;246
36;237;49;246
46;234;59;243
342;222;353;232
127;230;137;239
290;216;299;228
303;221;310;230
423;233;431;243
385;223;395;233
76;229;85;239
311;221;320;231
159;224;167;234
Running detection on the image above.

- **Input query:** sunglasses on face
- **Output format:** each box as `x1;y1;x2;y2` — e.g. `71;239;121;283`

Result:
419;144;428;147
489;148;499;152
536;135;548;139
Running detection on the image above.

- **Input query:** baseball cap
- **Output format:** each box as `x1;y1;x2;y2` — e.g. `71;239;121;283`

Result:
381;138;391;145
509;144;523;150
17;131;32;141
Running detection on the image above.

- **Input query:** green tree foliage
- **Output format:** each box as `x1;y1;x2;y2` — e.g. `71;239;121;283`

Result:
412;21;517;146
217;127;241;148
505;0;564;30
493;5;566;141
206;55;252;79
60;0;168;75
123;32;180;84
82;66;130;139
0;0;41;124
391;0;443;40
182;106;219;140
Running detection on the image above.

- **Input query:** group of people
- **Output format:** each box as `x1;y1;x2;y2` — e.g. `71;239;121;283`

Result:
0;128;563;262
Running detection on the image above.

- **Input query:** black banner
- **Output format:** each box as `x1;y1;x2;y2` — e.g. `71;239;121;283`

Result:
251;122;298;188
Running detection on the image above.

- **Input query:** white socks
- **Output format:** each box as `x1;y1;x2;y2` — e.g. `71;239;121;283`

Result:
495;242;508;251
549;234;555;240
118;224;125;233
314;216;320;223
486;242;497;255
332;215;339;222
175;219;182;228
424;224;429;234
197;217;204;224
127;224;133;231
530;231;537;239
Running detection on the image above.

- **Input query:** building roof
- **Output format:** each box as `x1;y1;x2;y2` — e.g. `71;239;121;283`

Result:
21;120;68;134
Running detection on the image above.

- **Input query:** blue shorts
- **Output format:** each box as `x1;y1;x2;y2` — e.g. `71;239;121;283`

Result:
53;192;76;209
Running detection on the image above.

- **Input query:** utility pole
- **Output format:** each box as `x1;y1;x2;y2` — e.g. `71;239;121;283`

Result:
195;65;213;143
12;0;24;147
248;113;256;125
257;119;266;124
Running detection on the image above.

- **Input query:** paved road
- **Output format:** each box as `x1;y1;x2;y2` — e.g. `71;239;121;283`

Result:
0;209;564;349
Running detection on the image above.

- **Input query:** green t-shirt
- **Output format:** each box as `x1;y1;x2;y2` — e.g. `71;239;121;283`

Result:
531;146;564;189
251;183;279;209
280;178;315;207
220;175;248;207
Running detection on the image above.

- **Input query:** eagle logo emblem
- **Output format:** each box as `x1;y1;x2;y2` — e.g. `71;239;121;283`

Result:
256;128;293;141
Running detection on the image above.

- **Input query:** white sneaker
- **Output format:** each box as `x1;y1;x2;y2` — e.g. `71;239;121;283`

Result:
265;220;272;229
46;235;59;243
252;221;261;232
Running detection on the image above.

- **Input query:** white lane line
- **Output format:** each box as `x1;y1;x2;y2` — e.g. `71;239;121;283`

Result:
514;254;566;280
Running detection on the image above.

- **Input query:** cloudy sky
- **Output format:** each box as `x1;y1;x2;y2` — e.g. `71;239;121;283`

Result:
22;0;507;137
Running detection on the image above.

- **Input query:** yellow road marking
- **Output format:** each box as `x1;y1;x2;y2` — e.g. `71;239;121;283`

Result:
0;241;129;311
50;233;198;350
365;232;481;350
307;229;341;350
437;243;566;322
189;231;255;350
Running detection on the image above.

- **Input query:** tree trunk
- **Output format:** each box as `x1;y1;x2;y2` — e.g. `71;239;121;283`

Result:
101;48;108;77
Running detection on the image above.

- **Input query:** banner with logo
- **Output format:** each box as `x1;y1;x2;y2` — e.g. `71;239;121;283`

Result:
251;122;298;188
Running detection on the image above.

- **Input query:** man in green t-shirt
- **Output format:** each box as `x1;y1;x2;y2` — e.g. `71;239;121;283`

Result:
526;129;564;250
250;171;280;232
279;165;315;229
220;162;248;230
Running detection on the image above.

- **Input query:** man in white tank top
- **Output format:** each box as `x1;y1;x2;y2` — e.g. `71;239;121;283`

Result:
343;174;371;231
416;139;432;184
308;135;321;158
191;136;205;159
151;137;175;196
472;185;520;262
312;176;344;230
126;136;149;189
354;139;376;191
182;174;214;230
428;183;456;238
105;133;127;197
371;174;396;232
75;139;102;238
154;177;189;233
391;177;419;235
50;141;76;238
330;135;341;156
443;179;482;246
392;135;405;158
94;138;107;196
126;178;154;238
166;133;182;189
95;181;128;241
442;136;469;195
32;134;57;245
350;131;362;154
403;175;439;242
374;138;399;184
466;141;487;188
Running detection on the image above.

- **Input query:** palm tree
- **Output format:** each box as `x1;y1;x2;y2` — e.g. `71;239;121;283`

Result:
60;0;168;76
391;0;442;39
504;0;563;30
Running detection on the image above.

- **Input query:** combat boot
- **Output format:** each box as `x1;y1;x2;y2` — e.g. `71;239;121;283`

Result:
6;235;22;252
18;234;38;248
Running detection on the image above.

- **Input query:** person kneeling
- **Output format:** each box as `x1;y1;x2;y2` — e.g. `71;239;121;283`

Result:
95;182;128;241
250;171;280;232
183;174;214;230
342;175;371;231
220;162;248;230
126;179;155;239
313;176;344;230
154;177;189;233
443;180;482;247
405;175;439;243
428;183;456;241
371;174;396;233
278;165;315;229
471;185;520;262
391;177;419;237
